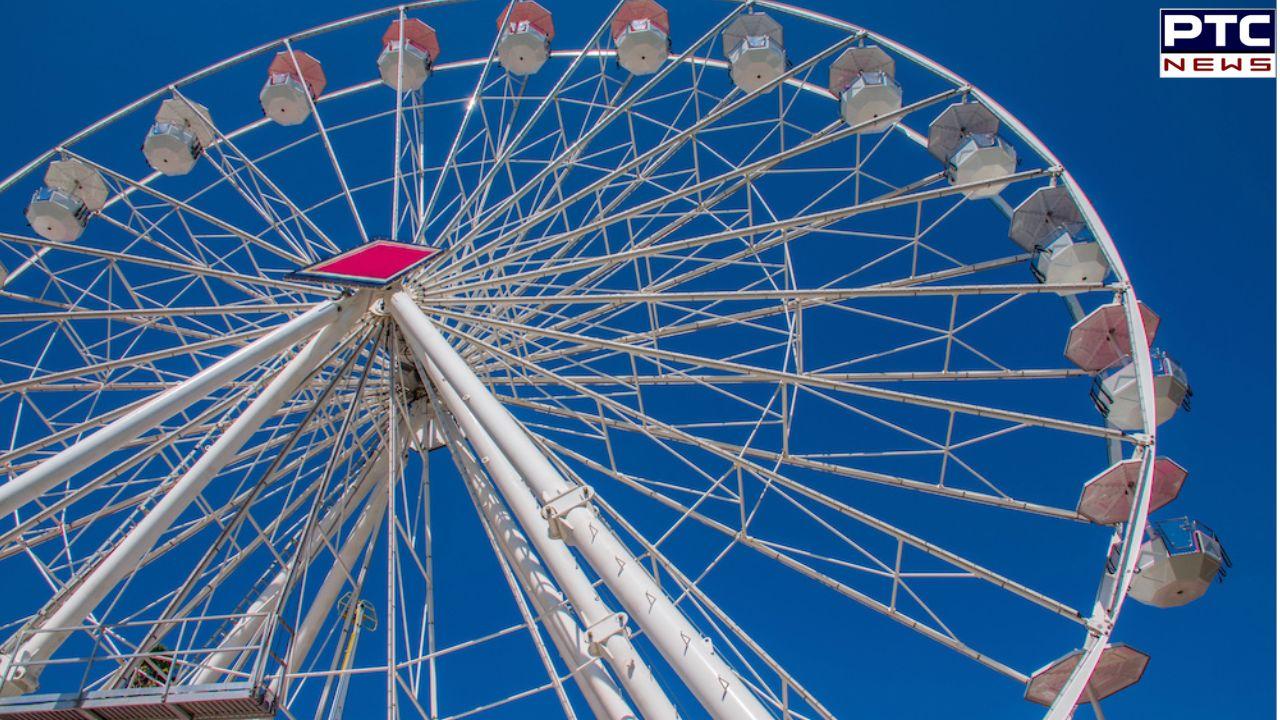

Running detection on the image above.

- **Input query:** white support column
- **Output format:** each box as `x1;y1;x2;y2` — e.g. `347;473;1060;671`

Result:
190;444;388;685
0;293;370;696
389;292;769;720
418;357;675;720
0;300;346;518
429;397;637;720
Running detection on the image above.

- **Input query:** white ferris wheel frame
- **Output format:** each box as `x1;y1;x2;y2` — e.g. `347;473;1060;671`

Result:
0;2;1166;719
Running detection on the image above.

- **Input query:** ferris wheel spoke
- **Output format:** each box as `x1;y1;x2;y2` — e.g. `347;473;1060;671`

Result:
0;269;233;357
448;82;536;249
0;302;316;326
541;456;800;715
544;429;1023;705
509;149;944;316
431;166;1051;300
444;321;1095;620
510;252;1035;365
425;7;748;272
98;199;230;280
438;305;1124;445
180;365;384;687
140;321;380;634
594;494;839;720
0;231;331;301
389;10;411;243
28;365;370;584
280;441;394;685
496;387;1082;520
458;240;1026;371
441;135;922;352
476;388;1094;687
59;149;311;268
168;89;341;261
455;70;717;268
125;148;315;272
0;293;370;693
0;326;266;396
0;380;275;557
435;281;1109;309
421;88;500;241
0;301;340;417
436;2;627;246
123;430;381;680
281;41;369;246
487;367;1088;385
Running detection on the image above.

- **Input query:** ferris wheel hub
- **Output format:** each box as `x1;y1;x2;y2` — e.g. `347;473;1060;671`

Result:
287;239;438;289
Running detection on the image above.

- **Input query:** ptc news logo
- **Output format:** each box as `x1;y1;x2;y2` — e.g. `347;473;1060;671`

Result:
1160;9;1277;77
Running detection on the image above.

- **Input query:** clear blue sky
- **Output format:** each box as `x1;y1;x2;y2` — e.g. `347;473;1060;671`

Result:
0;1;1272;718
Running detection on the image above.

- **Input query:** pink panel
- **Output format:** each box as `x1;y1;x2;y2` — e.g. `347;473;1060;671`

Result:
293;240;438;287
1064;301;1160;372
611;0;670;40
498;1;555;39
268;51;327;97
1024;644;1149;707
1077;457;1188;525
383;19;441;61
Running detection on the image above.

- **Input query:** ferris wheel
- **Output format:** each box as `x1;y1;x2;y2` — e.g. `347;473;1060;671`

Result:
0;2;1229;719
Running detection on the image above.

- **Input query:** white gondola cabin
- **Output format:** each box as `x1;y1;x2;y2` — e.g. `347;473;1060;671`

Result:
1010;186;1109;290
497;2;554;76
612;0;670;76
379;19;440;92
260;51;326;126
722;13;786;93
1092;349;1191;430
143;98;215;176
1129;517;1229;608
927;103;1017;198
828;46;901;132
25;159;108;243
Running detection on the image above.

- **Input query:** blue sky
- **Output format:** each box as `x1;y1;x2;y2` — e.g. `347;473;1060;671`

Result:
0;1;1273;718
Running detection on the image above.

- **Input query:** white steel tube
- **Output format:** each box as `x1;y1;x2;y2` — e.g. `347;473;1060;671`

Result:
432;404;636;720
389;291;771;720
419;354;675;720
0;300;345;519
0;294;368;696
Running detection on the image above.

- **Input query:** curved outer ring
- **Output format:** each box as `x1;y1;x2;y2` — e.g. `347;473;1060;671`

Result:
0;1;1162;715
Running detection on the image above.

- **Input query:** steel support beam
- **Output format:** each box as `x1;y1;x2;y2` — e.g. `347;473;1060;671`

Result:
388;291;772;720
416;351;675;720
430;398;637;720
0;293;369;696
